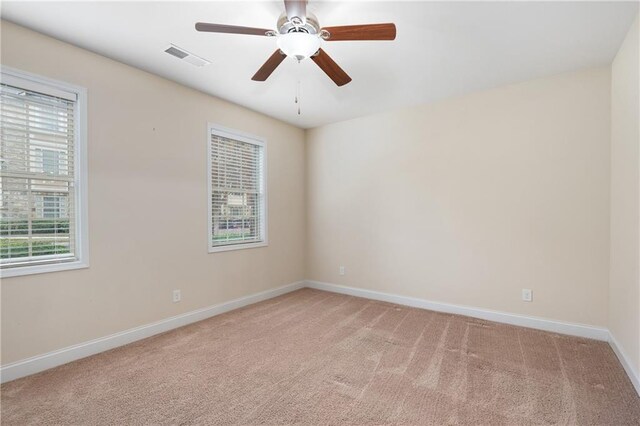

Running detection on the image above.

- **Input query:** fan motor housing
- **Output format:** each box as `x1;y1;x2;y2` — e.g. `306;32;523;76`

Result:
277;12;320;35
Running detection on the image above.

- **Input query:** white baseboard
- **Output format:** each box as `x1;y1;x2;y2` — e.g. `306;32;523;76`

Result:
4;279;638;399
305;280;609;341
608;332;640;396
307;280;640;396
0;281;305;384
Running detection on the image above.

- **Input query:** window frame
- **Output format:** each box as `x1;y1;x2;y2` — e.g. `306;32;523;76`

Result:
0;66;89;278
207;123;268;253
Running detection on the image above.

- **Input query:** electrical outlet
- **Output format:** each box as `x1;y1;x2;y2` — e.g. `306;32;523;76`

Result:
339;266;345;276
522;289;532;302
173;289;181;303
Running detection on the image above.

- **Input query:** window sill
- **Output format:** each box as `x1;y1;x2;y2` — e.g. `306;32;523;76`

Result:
208;241;268;253
0;260;89;279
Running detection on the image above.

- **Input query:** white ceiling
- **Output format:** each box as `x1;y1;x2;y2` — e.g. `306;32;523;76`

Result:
2;1;637;129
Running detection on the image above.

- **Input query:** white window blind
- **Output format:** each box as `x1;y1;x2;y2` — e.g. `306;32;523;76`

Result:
0;73;84;272
208;125;266;251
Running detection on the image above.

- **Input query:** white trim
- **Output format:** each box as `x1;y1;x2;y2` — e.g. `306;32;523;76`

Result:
75;75;90;274
0;281;304;384
0;259;89;278
0;69;76;101
0;66;89;278
3;279;638;395
608;332;640;396
310;280;640;394
206;123;268;254
305;280;609;341
208;241;268;253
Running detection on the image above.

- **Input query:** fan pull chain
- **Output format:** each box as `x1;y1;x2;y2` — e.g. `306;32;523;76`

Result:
296;80;301;115
293;60;301;116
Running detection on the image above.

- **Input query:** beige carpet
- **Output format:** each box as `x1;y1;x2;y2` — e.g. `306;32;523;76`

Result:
2;288;639;425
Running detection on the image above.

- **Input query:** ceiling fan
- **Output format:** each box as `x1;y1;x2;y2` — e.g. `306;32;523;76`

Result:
195;0;396;86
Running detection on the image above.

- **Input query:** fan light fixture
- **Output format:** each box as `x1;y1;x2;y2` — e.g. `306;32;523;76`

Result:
195;0;397;86
277;32;321;61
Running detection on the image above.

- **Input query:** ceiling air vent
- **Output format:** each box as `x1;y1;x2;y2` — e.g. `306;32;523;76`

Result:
164;44;211;67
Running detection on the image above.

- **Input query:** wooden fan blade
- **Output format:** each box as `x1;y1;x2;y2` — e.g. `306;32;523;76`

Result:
311;49;352;87
284;0;307;22
195;22;271;36
252;50;287;81
322;23;396;41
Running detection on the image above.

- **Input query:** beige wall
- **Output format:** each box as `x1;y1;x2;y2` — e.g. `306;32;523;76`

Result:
306;67;612;327
1;17;633;370
610;14;640;376
0;21;306;364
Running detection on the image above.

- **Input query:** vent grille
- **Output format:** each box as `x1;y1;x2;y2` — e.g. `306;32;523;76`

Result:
165;46;188;59
164;44;210;67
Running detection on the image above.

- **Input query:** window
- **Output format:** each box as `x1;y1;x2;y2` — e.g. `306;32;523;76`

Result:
208;124;266;252
0;68;88;277
38;195;68;219
38;148;63;175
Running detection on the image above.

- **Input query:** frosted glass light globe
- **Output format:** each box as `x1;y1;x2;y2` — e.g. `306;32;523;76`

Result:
277;32;321;61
